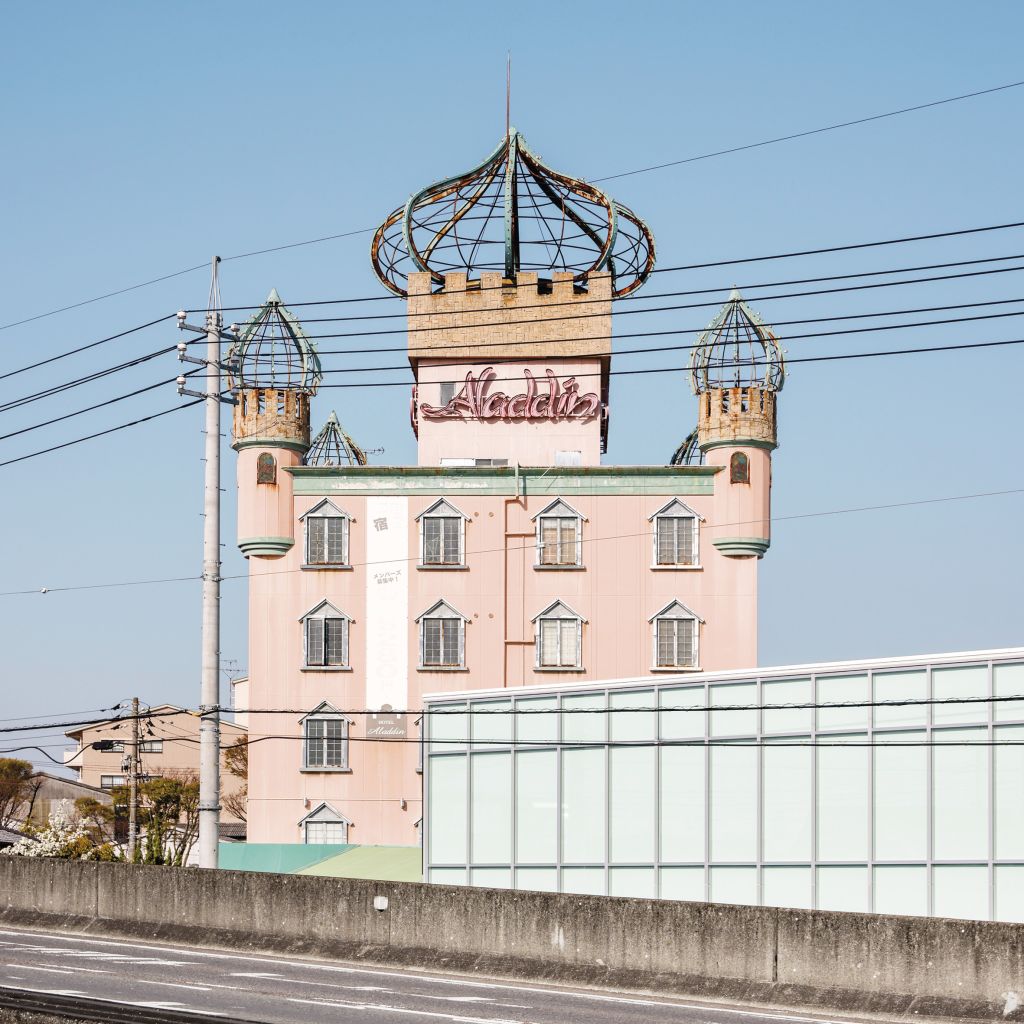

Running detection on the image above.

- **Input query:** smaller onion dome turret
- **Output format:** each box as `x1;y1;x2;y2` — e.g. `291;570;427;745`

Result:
227;289;322;393
689;289;785;395
689;291;785;454
229;290;322;453
670;427;705;466
305;412;367;467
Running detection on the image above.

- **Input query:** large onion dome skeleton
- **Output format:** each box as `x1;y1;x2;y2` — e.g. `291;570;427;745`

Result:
689;289;785;395
371;128;655;298
304;411;367;467
227;289;322;393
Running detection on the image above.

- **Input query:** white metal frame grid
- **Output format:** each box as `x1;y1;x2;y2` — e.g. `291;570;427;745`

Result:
423;649;1024;917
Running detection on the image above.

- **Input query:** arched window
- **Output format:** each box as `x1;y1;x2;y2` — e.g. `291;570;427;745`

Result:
256;452;277;484
730;451;749;484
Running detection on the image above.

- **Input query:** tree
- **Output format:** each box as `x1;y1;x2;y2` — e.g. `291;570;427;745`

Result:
74;795;123;845
222;737;248;822
0;759;40;829
2;804;117;861
139;774;200;866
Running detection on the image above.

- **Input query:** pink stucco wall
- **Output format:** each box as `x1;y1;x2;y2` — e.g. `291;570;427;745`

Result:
240;475;762;846
236;276;774;847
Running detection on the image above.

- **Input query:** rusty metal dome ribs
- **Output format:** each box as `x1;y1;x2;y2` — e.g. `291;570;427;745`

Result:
689;290;786;395
371;128;656;299
227;289;322;393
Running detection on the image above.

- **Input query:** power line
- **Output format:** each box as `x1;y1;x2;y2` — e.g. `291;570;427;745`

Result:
0;398;202;469
6;688;1024;736
308;262;1024;347
6;301;1022;446
0;345;179;415
7;74;1022;332
593;78;1024;182
196;219;1024;314
315;334;1024;390
4;331;1019;471
183;252;1024;326
1;484;1019;597
171;734;1024;750
313;308;1024;378
6;263;1024;420
0;315;175;382
0;369;201;443
263;254;1024;334
227;691;1024;717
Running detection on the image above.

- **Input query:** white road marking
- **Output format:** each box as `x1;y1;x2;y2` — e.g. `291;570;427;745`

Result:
229;971;282;978
135;978;213;992
242;976;532;1009
288;996;528;1024
5;963;76;975
0;926;866;1024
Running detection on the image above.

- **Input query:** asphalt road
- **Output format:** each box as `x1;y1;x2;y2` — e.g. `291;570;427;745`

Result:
0;925;868;1024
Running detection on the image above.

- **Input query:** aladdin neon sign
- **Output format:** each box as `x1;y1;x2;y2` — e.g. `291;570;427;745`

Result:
418;368;601;422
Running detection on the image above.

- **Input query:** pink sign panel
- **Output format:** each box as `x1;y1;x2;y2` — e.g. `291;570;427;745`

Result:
419;368;601;422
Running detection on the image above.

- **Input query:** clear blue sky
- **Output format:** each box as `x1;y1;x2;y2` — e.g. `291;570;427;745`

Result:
2;1;1022;766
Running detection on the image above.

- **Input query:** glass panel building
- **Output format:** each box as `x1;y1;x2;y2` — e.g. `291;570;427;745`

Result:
423;649;1024;922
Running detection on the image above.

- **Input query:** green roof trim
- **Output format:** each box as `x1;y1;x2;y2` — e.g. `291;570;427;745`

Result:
287;464;720;498
297;844;422;882
217;842;351;874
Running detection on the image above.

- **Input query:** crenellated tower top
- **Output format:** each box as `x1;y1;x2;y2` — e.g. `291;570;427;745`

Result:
690;290;785;453
228;290;322;453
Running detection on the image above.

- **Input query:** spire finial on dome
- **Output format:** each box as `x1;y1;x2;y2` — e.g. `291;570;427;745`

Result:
370;130;655;299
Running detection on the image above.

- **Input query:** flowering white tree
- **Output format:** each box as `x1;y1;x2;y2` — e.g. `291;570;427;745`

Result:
2;808;93;859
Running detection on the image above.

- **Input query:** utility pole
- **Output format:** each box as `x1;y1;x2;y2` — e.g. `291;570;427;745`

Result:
175;258;238;869
127;696;140;861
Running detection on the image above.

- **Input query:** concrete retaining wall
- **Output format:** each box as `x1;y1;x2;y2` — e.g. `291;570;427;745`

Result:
1;858;1022;1020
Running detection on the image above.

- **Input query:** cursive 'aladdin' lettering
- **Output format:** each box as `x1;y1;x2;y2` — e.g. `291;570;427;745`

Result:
419;368;601;422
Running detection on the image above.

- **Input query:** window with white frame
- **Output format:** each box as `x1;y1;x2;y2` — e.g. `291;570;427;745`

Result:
100;775;126;789
417;499;467;567
302;499;351;567
533;499;585;567
300;802;350;843
139;740;163;753
650;600;702;669
417;600;467;668
533;601;584;669
301;601;351;668
302;703;349;770
650;500;702;567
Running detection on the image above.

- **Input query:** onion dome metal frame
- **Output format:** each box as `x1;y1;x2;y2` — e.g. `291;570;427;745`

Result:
371;128;655;299
689;289;785;395
227;289;322;393
304;412;367;467
670;427;705;466
692;292;786;395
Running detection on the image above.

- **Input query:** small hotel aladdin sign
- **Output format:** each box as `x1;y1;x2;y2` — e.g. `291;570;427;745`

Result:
419;367;601;422
367;708;407;739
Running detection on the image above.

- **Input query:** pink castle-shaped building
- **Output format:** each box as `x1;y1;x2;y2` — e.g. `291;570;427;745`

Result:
233;129;785;846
